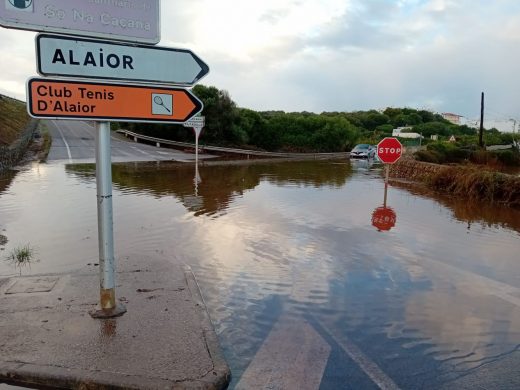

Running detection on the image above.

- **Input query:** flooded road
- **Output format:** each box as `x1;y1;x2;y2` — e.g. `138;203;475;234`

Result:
1;159;519;389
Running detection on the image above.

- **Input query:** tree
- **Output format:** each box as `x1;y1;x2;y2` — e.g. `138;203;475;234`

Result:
311;116;359;152
235;108;268;146
413;122;451;137
192;85;238;144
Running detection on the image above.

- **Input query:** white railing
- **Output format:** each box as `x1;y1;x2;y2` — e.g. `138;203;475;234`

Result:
116;130;351;159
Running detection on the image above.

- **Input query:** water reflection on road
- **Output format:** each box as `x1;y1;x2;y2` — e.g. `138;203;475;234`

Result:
1;160;519;389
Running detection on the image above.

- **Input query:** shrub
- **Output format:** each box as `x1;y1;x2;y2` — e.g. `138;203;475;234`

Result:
492;150;520;166
425;142;470;163
414;150;442;164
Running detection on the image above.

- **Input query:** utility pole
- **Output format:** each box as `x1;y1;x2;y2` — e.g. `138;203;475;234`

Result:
511;119;518;149
479;92;484;148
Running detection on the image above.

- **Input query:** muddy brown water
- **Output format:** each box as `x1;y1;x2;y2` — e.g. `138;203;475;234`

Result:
1;160;519;389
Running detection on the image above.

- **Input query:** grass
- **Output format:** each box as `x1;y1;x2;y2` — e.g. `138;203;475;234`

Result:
391;159;520;208
415;142;520;167
0;94;30;146
4;244;36;275
427;166;520;207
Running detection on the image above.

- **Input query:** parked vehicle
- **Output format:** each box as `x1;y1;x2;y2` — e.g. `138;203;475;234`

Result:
350;144;376;159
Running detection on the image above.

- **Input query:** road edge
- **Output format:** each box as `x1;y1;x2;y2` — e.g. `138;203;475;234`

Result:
183;265;231;389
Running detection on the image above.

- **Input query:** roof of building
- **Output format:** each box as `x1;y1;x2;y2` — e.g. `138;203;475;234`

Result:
442;113;463;117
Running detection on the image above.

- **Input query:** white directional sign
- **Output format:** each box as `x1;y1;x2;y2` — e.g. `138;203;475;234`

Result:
36;34;210;86
183;116;205;129
183;116;205;138
0;0;160;44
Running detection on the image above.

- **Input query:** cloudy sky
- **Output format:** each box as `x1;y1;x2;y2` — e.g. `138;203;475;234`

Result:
0;0;519;130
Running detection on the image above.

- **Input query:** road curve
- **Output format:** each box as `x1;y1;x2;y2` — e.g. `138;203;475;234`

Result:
45;119;202;163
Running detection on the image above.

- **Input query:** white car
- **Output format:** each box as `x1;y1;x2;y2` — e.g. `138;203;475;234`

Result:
350;144;376;159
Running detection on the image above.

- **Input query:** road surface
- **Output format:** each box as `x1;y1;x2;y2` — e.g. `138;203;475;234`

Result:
45;119;202;163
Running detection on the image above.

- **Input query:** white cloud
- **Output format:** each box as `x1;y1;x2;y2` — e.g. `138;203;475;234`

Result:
0;29;36;99
0;1;519;128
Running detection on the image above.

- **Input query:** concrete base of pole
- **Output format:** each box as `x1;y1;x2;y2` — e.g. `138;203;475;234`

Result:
89;288;127;318
89;304;127;319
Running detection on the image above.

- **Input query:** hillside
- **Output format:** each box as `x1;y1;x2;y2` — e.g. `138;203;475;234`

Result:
0;94;30;146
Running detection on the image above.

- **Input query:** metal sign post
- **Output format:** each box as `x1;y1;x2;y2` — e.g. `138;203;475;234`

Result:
183;116;205;165
384;165;389;207
194;126;203;165
376;137;403;208
90;121;126;318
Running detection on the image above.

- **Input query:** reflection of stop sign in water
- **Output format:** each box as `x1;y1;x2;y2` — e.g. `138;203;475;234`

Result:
372;206;397;231
377;137;403;164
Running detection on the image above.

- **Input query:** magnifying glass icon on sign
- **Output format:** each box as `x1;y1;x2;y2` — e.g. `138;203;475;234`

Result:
153;96;171;113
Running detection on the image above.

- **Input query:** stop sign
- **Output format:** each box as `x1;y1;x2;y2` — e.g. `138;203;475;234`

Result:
371;206;397;231
377;137;403;164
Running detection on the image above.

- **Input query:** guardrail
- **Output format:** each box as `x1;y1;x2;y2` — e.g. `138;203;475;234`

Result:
486;144;516;151
117;130;350;160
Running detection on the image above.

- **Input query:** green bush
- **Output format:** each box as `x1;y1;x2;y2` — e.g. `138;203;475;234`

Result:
491;150;520;166
445;146;471;163
425;142;470;163
414;150;442;164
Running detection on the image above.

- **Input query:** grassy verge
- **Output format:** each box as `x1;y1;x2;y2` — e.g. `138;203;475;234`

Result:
390;159;520;208
428;166;520;207
0;94;30;146
415;142;520;167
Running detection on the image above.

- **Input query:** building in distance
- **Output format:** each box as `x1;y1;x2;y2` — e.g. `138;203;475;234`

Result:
442;112;463;125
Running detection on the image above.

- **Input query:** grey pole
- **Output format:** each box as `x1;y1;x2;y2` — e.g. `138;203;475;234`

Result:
384;165;389;207
90;121;126;319
195;132;199;166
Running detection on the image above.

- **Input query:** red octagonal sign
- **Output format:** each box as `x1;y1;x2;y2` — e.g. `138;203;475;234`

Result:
372;206;397;231
377;137;403;164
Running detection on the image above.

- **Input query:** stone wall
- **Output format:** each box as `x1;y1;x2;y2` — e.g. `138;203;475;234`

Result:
389;158;449;181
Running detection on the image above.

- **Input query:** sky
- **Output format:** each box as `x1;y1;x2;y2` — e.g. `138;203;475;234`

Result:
0;0;519;131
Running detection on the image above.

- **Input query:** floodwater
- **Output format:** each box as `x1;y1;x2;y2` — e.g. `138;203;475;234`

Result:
1;159;519;389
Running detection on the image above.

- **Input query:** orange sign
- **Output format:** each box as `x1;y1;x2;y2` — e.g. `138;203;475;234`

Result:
27;78;203;123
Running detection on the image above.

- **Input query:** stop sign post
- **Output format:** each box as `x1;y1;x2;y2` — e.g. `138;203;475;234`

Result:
377;137;403;206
